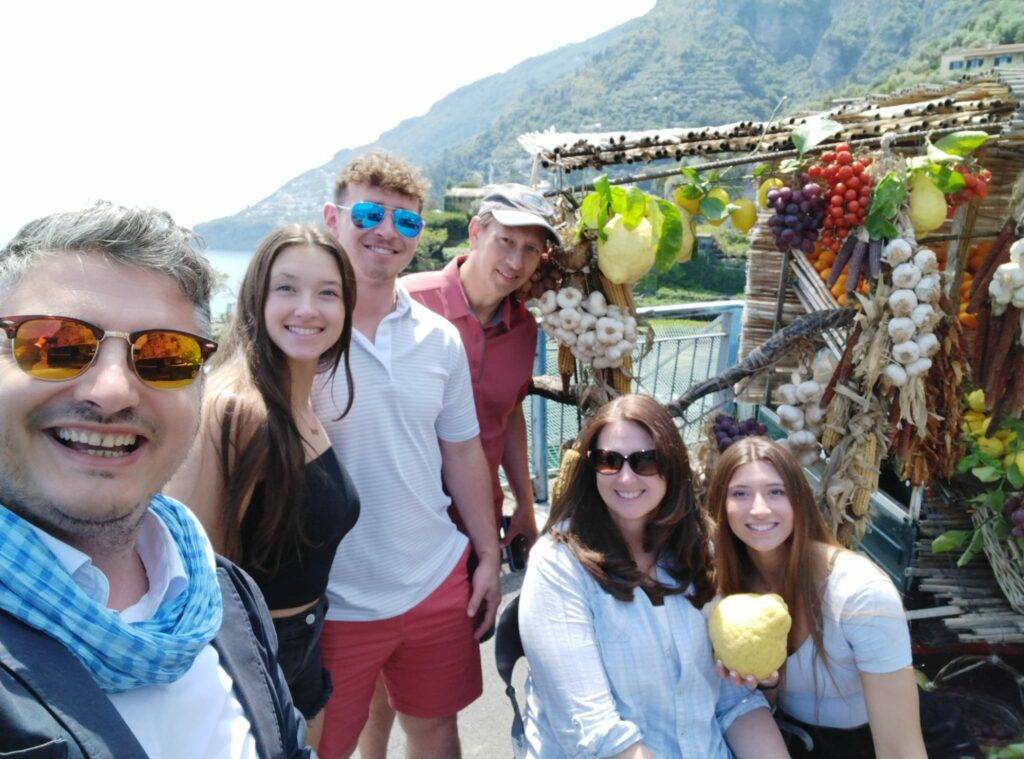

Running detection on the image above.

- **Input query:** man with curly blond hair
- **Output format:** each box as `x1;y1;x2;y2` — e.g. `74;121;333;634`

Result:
313;152;500;758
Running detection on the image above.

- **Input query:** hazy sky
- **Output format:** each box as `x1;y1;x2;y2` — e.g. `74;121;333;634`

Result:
1;0;656;243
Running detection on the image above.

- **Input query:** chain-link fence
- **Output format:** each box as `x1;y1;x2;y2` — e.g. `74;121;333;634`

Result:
524;300;743;501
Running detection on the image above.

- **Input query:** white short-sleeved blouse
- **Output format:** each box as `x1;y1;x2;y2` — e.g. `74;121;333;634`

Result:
779;551;911;728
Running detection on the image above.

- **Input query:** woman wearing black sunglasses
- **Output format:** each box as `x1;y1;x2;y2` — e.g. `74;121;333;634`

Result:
166;224;360;750
518;394;786;758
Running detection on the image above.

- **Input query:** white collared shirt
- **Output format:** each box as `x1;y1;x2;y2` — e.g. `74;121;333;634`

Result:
28;511;258;759
313;285;480;621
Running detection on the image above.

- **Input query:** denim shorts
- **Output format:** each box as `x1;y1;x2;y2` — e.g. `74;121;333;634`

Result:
273;595;333;720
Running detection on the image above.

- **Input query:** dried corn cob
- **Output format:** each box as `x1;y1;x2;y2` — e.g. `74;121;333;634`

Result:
551;446;582;505
611;368;631;396
558;344;575;378
597;272;634;312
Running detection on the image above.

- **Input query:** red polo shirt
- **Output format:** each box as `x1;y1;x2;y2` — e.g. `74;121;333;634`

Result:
402;256;538;520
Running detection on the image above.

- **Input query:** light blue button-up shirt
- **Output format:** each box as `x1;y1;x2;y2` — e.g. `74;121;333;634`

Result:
520;534;769;758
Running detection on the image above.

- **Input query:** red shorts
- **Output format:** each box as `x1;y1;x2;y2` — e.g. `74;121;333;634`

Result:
318;549;482;756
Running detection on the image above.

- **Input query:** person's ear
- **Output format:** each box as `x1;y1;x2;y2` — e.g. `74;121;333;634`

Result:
323;202;340;235
468;216;483;248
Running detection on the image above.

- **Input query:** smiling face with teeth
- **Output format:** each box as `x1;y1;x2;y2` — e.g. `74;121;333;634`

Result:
324;182;421;289
0;253;203;550
724;460;795;560
263;244;346;365
593;419;667;541
461;217;546;306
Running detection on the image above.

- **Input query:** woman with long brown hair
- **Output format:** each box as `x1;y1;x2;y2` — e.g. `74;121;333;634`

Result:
519;394;786;758
167;224;360;748
707;436;927;758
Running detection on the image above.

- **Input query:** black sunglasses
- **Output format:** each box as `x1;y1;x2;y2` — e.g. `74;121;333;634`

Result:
588;449;661;476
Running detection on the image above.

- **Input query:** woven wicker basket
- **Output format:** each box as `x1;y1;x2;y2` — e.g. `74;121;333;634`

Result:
972;508;1024;616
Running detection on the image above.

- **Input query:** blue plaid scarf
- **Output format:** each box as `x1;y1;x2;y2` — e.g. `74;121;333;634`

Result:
0;494;222;693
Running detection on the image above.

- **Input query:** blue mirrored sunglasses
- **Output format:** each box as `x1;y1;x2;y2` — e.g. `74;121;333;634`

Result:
337;201;424;239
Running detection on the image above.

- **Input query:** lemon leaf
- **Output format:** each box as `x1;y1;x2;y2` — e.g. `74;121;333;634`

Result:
652;199;683;273
931;529;970;554
699;196;727;221
972;465;1001;483
621;187;648;230
934;130;991;157
753;163;772;178
791;116;843;155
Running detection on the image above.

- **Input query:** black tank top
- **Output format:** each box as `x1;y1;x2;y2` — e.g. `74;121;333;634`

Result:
239;449;360;609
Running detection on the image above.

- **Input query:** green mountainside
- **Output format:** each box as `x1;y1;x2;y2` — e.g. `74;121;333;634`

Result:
197;0;1023;251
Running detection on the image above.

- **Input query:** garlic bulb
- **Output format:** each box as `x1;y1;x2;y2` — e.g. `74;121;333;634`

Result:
892;340;921;365
556;287;583;310
795;380;823;404
811;348;837;384
916;332;939;358
911;303;938;330
892;263;923;290
559;308;582;331
915;274;941;304
554;328;577;346
788;430;817;449
595;317;624;345
888;289;919;317
776;404;805;432
882;238;913;266
582;290;607;316
537;290;558;314
1010;238;1024;267
905;357;932;378
774;383;799;406
883;363;908;387
804;403;826;426
887;317;916;343
913;248;938;274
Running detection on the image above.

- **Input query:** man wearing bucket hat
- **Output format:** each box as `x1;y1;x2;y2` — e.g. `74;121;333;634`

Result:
344;185;557;759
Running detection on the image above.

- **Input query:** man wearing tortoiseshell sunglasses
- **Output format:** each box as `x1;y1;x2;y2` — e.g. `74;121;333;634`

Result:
0;202;312;757
313;151;501;759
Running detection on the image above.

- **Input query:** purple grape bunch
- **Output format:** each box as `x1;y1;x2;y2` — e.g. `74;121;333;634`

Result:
713;414;768;453
766;175;827;254
1003;493;1024;538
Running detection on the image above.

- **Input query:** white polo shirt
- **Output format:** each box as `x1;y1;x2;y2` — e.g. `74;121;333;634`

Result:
312;285;480;621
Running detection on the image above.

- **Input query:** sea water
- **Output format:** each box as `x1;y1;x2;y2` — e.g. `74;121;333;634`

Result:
205;249;252;319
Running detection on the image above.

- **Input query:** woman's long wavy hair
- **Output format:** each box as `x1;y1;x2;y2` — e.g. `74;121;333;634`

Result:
706;437;840;670
205;224;356;572
546;394;714;607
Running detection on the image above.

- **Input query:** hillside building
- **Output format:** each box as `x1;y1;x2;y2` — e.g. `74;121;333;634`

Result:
941;43;1024;73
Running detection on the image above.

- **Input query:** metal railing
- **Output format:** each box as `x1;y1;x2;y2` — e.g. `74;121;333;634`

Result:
527;300;743;502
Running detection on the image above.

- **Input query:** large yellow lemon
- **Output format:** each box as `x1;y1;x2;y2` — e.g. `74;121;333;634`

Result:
708;593;791;680
730;198;757;233
673;185;701;216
